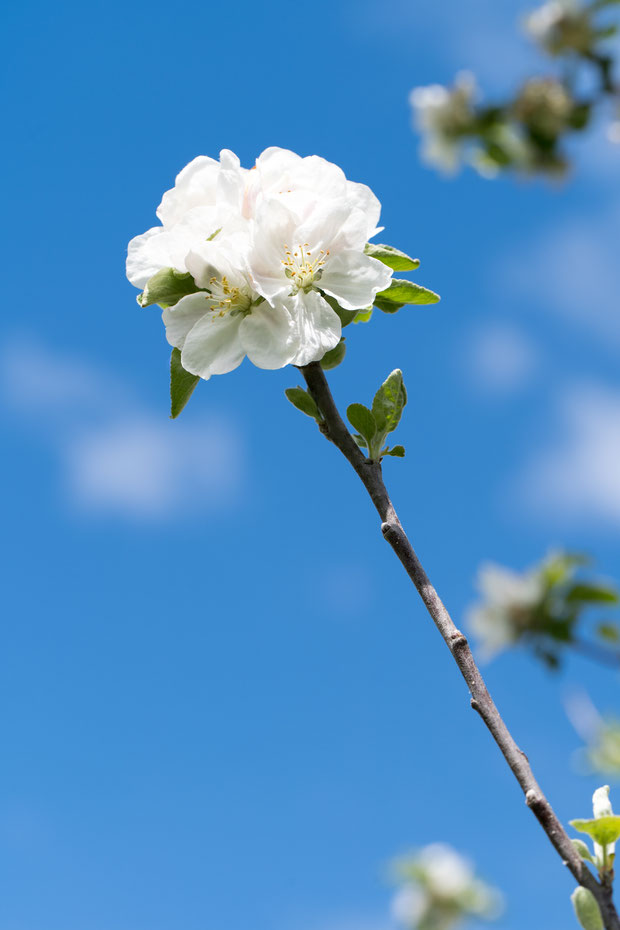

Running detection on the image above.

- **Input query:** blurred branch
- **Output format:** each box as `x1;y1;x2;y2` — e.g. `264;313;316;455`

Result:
299;360;620;930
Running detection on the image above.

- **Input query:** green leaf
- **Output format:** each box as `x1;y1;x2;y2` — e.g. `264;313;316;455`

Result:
570;815;620;846
353;433;368;450
372;369;407;436
571;887;604;930
170;348;200;419
375;279;440;311
364;242;420;272
572;838;595;863
347;404;377;445
320;339;346;370
285;387;321;420
566;583;620;605
139;268;204;308
353;307;373;324
383;445;405;458
597;623;620;643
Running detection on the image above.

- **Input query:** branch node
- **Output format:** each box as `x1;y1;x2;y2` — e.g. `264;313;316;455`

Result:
449;630;468;651
525;789;541;808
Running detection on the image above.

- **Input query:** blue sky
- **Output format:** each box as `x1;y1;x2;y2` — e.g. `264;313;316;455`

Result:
2;1;620;929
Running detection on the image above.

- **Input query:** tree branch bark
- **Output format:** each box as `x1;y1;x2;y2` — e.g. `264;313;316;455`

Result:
299;361;620;930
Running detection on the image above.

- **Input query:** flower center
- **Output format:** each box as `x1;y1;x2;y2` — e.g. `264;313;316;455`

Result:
282;243;329;293
207;275;253;317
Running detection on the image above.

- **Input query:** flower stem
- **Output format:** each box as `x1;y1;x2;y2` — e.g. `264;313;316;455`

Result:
299;361;620;930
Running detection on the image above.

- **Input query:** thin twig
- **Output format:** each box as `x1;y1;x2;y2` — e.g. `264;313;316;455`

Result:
299;361;620;930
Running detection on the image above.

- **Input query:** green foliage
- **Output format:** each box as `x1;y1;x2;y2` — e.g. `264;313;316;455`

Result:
347;403;376;445
375;279;441;313
285;386;321;420
570;815;620;846
364;242;421;271
571;887;604;930
372;369;407;435
320;339;347;370
170;348;200;419
139;268;204;308
571;838;595;863
346;370;408;462
566;583;620;605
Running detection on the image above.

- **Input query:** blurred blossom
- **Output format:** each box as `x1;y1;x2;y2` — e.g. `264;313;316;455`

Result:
524;0;595;56
513;77;575;137
567;691;620;777
391;844;503;930
467;552;620;667
409;73;478;174
467;563;546;660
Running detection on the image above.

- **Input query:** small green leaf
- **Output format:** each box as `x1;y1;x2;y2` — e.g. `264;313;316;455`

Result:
320;339;346;370
572;839;595;863
139;268;204;308
364;242;420;272
170;348;200;419
372;369;407;436
597;623;620;643
566;583;620;605
570;815;620;846
353;433;368;450
353;307;373;324
571;887;604;930
383;445;405;458
285;387;321;420
347;403;377;445
375;279;440;311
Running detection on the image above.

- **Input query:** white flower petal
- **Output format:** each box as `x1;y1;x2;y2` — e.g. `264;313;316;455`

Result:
320;251;392;310
247;200;297;300
156;155;220;226
162;293;211;350
287;290;342;367
181;311;245;380
126;227;174;289
239;302;299;370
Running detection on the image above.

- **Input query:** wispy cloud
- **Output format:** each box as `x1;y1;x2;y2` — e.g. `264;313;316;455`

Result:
2;338;243;521
354;0;539;87
497;198;620;347
515;383;620;529
463;322;539;394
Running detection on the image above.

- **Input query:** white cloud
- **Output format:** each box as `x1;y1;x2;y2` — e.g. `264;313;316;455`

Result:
497;198;620;347
516;383;620;528
65;416;241;519
354;0;539;87
464;322;539;394
2;338;244;521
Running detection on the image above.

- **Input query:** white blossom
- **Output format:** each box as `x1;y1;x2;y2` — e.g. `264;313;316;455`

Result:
467;563;545;659
525;0;574;43
392;843;503;930
127;149;247;289
247;197;391;366
126;147;393;379
409;73;477;174
592;785;616;865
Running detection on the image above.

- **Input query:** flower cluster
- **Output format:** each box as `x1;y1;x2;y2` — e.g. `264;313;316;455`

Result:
409;0;619;179
126;148;393;381
391;844;503;930
467;552;620;667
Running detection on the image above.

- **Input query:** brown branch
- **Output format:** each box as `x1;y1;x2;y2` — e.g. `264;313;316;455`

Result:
299;361;620;930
